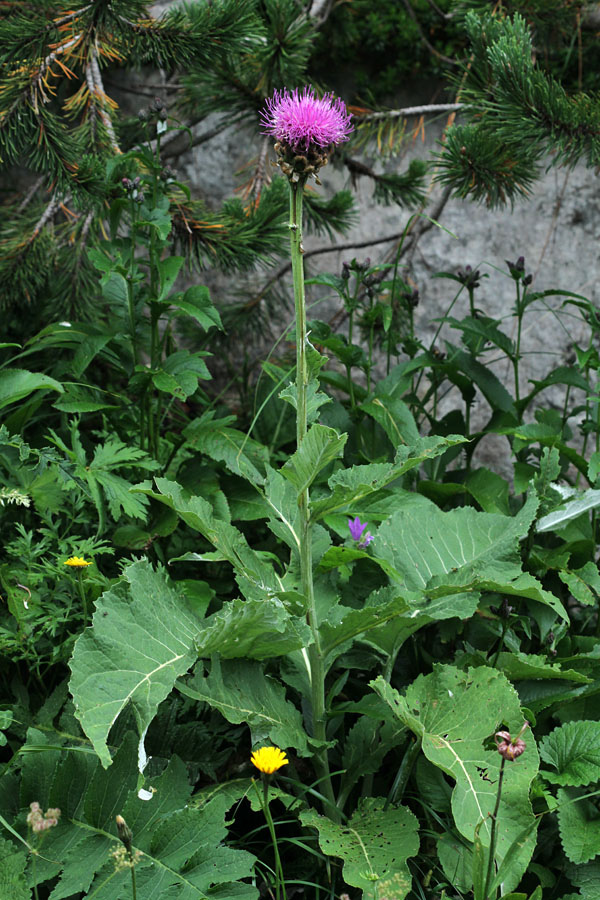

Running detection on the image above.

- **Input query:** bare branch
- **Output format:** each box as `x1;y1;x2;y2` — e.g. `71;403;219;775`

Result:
88;49;121;154
355;103;463;122
30;193;59;241
399;0;459;65
17;176;46;213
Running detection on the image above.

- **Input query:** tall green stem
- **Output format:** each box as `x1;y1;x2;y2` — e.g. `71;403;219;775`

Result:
129;858;137;900
347;307;356;410
77;569;88;627
483;756;506;900
513;282;523;413
128;201;138;367
289;179;337;819
255;777;285;900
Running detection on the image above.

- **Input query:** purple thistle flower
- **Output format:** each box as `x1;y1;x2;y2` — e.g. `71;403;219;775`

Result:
348;517;374;549
260;86;353;152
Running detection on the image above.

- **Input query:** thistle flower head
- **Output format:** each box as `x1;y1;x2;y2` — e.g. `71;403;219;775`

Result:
261;86;353;152
251;745;289;774
64;556;92;567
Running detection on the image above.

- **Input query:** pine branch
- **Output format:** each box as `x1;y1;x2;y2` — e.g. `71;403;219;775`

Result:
354;102;463;121
87;48;121;154
345;157;429;207
435;11;600;205
171;179;289;272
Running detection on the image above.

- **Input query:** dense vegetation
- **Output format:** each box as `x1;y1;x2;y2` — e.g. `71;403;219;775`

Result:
1;2;600;899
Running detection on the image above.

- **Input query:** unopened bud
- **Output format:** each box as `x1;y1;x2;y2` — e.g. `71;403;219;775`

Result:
495;721;529;761
116;815;133;850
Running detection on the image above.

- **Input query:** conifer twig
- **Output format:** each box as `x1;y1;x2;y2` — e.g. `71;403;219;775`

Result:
32;34;82;101
30;193;59;241
355;103;463;121
88;49;121;154
17;176;45;213
51;6;90;27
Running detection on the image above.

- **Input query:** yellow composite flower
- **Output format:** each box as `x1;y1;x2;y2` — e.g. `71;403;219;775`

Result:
250;746;289;775
64;556;92;567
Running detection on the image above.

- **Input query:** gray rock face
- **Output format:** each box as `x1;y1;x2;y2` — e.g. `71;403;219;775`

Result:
144;5;600;473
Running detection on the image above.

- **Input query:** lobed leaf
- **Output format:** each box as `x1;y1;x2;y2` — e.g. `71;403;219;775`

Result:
69;560;200;767
539;721;600;786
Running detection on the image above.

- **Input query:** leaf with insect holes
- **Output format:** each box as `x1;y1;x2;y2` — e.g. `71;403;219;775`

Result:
301;798;419;899
372;665;539;894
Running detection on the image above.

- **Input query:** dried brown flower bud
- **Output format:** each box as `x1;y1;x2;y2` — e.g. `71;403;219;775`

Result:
495;721;529;760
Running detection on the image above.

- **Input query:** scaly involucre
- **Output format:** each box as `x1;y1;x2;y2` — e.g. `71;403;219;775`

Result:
260;86;353;152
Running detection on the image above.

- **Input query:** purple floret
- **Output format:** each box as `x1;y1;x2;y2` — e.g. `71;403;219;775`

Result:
260;86;353;152
358;532;374;549
348;516;367;542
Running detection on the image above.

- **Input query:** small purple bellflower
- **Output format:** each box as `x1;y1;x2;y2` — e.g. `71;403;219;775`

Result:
348;516;374;549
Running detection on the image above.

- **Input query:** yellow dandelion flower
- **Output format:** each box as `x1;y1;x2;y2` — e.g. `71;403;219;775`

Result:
250;746;289;774
64;556;92;567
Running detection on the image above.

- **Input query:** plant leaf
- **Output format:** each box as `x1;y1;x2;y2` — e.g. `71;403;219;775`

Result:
69;560;200;767
194;596;311;660
557;787;600;864
372;665;539;892
178;658;309;754
281;424;347;494
300;798;419;898
0;369;64;410
539;721;600;786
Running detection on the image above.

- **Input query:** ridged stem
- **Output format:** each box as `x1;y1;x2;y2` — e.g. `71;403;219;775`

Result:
289;179;337;820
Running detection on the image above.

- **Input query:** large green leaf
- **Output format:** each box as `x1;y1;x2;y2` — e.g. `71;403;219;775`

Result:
559;562;600;607
539;721;600;786
281;424;347;494
69;560;200;767
16;736;257;900
360;393;420;447
170;284;223;331
311;436;465;520
0;838;28;900
319;589;412;670
375;492;568;620
178;658;309;755
194;596;311;660
300;798;419;899
567;861;600;899
183;413;268;486
494;652;590;684
537;489;600;533
364;588;481;659
372;665;539;892
149;478;281;599
0;368;64;410
152;350;211;400
558;788;600;865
